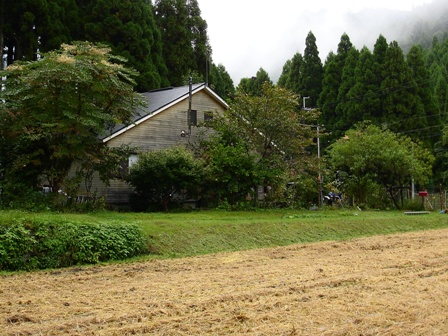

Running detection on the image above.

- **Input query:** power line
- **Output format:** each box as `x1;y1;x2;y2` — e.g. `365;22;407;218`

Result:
320;77;437;109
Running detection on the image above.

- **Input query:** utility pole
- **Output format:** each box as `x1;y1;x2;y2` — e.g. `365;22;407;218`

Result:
188;76;192;135
300;96;322;207
303;96;310;109
317;125;322;207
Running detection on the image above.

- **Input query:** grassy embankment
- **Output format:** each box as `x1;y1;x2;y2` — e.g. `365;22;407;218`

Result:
1;209;447;262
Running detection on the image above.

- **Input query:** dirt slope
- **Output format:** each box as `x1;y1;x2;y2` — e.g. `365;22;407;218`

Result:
1;229;448;335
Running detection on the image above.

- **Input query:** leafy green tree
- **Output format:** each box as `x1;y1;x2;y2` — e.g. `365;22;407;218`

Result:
328;123;434;209
300;31;323;108
227;83;316;200
127;147;205;211
195;119;263;206
197;83;316;206
237;68;272;96
83;0;169;91
0;42;144;200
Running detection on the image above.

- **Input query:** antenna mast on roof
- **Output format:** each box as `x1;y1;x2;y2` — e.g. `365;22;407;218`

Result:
188;76;192;135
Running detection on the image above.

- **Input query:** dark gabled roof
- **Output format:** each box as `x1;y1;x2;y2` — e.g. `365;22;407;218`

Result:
103;83;228;142
141;83;205;117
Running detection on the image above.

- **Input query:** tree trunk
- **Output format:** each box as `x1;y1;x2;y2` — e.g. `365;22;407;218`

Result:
387;187;400;209
0;0;4;70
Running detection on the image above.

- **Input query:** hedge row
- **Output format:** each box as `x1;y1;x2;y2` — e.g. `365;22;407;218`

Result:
0;219;148;271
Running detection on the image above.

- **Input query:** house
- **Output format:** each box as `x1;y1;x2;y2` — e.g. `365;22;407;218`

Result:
87;83;228;205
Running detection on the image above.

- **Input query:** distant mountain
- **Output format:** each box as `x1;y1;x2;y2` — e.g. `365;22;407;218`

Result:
341;0;448;54
400;0;448;51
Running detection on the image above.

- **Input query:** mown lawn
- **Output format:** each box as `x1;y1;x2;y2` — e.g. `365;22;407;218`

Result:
2;209;447;260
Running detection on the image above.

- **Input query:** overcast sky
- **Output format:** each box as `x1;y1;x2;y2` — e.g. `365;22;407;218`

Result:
199;0;434;84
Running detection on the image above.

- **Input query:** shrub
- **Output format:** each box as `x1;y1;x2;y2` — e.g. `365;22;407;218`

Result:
127;147;205;211
0;219;148;271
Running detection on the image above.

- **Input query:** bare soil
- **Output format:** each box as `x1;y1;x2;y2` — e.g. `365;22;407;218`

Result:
1;229;448;335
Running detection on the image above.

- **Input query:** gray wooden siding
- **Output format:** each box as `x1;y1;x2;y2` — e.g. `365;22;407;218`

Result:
89;89;226;204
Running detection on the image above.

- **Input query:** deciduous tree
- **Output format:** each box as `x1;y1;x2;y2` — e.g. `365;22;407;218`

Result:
328;123;434;209
0;42;144;201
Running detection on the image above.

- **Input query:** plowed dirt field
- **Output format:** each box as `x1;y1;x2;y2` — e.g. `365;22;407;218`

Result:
1;228;448;335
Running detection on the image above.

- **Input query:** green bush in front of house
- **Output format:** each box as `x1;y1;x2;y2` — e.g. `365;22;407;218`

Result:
0;219;148;271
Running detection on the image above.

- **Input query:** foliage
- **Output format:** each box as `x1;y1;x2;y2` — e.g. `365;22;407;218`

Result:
197;83;317;207
195;117;265;206
237;68;273;96
0;42;145;204
278;52;303;94
82;0;169;91
0;219;147;271
1;0;47;62
154;0;211;86
208;63;235;101
299;31;323;108
1;210;447;271
327;123;434;209
127;147;205;211
16;210;448;261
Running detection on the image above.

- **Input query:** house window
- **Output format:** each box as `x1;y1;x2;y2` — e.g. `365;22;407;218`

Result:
114;154;139;179
204;111;214;122
129;154;139;168
189;109;197;126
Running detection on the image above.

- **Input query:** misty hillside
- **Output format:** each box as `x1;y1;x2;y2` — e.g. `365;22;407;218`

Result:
353;0;448;52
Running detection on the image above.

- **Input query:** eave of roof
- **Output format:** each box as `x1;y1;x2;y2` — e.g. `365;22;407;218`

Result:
102;83;228;143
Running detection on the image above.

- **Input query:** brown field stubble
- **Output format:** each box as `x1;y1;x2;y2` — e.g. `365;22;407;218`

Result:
1;229;448;335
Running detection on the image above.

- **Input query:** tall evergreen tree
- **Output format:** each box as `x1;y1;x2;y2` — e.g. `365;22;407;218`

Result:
434;68;448;117
344;47;379;124
277;59;292;88
0;0;5;68
300;31;323;108
318;52;339;129
318;33;353;132
2;0;47;63
155;0;211;87
381;41;426;140
82;0;168;91
209;62;235;101
334;47;359;136
372;34;389;114
286;52;304;94
407;45;440;144
39;0;79;52
278;52;303;94
237;68;272;96
187;0;211;82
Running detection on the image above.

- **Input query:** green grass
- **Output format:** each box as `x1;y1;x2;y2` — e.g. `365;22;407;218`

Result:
2;209;447;261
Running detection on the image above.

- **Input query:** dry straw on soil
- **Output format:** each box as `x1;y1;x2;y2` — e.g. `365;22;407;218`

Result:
1;229;448;335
